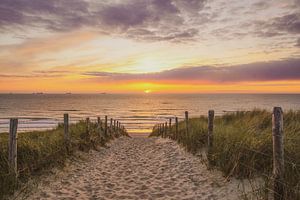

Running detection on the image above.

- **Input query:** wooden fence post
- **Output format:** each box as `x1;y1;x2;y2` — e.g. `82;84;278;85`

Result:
163;124;166;137
175;117;178;140
97;117;103;139
158;124;161;136
160;124;162;137
64;114;70;151
86;117;90;142
97;117;101;127
169;118;172;138
165;122;168;138
114;120;116;131
208;110;214;164
162;123;165;138
272;107;284;200
105;116;108;137
160;124;162;136
8;118;18;177
185;111;189;137
117;121;119;136
110;118;113;128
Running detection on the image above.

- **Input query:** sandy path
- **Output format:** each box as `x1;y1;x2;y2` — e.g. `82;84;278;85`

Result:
25;137;242;200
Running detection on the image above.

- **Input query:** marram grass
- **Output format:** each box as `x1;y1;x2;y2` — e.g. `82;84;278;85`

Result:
0;121;127;199
151;110;300;199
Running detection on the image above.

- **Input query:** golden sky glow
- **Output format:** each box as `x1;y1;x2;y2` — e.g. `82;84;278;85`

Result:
0;0;300;93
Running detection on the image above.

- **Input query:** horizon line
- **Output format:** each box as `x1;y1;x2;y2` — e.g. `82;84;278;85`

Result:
1;92;300;95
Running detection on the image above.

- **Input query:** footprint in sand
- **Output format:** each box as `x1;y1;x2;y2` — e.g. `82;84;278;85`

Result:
22;137;244;200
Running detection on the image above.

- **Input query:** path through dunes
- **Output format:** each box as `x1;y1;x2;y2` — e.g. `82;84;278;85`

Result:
25;137;242;200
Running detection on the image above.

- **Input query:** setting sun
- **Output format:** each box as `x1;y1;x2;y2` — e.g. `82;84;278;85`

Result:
144;89;152;94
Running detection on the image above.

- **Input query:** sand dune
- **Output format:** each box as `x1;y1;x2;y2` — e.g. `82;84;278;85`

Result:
22;137;246;200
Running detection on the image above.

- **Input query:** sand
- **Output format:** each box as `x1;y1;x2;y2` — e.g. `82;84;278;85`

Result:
21;137;246;200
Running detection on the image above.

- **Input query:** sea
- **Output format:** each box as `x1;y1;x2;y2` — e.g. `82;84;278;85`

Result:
0;94;300;135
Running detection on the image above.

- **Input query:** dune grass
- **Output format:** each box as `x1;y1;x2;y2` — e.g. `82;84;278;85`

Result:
150;110;300;199
0;120;128;199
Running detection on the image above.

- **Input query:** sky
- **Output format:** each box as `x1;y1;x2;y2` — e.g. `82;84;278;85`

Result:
0;0;299;93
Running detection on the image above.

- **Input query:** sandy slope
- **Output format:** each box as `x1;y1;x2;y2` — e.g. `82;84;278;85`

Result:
23;137;245;200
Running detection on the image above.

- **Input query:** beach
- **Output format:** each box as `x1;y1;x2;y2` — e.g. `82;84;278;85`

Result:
20;137;244;200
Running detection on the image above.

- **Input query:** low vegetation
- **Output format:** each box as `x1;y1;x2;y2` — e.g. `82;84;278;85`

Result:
151;110;300;199
0;120;128;199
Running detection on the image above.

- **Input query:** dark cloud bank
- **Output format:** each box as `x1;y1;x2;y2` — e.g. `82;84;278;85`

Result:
83;58;300;83
0;0;206;41
1;0;299;43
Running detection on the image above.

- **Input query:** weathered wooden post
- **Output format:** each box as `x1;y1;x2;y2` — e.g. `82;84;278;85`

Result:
160;124;162;137
158;124;161;136
162;123;165;138
64;114;70;152
97;117;101;127
175;117;178;140
97;116;101;130
97;116;103;139
272;107;284;200
169;118;172;138
117;121;119;136
121;125;125;135
185;111;189;137
208;110;214;164
8;118;18;177
105;116;108;137
159;124;161;137
165;121;168;138
86;117;90;141
110;118;113;136
114;120;116;131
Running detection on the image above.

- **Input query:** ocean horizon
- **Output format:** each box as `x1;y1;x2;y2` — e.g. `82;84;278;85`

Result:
1;93;300;135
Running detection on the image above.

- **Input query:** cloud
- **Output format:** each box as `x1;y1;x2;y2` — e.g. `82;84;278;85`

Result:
0;0;90;31
296;38;300;47
254;13;300;37
1;0;299;44
0;0;206;42
174;0;207;14
272;13;300;34
83;58;300;83
252;2;270;9
0;70;68;78
125;28;199;42
0;0;298;47
98;2;151;28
